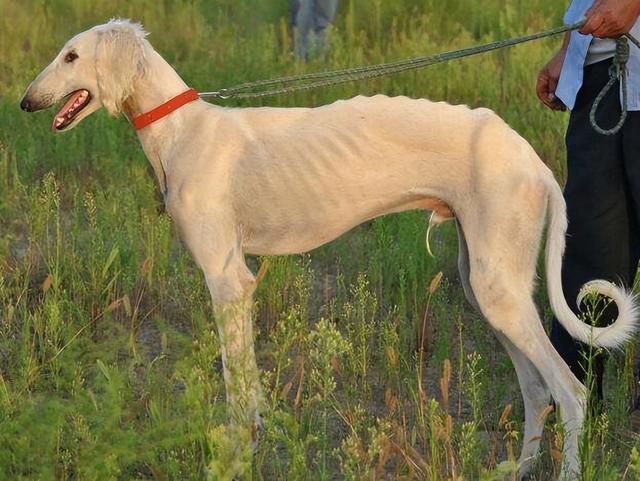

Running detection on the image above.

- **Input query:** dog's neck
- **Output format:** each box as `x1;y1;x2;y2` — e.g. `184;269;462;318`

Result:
123;48;195;197
123;49;191;123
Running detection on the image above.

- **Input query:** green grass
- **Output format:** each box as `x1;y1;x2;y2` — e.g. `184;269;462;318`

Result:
0;0;639;479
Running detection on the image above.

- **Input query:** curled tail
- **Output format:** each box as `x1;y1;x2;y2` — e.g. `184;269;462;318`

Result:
545;178;638;348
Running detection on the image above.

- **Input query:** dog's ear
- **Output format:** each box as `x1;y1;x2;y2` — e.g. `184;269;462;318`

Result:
95;21;147;116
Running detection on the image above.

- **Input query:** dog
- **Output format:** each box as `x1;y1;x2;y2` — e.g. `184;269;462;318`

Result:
20;19;638;480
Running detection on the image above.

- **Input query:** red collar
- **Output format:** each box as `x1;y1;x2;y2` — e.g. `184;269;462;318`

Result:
132;88;199;130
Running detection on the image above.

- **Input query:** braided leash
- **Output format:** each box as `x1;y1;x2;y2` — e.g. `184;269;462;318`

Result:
199;21;640;134
589;37;630;136
200;21;587;100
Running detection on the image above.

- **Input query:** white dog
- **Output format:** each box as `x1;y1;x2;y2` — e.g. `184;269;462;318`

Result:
20;19;638;480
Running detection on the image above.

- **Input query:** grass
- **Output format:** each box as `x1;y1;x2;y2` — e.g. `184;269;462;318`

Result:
0;0;639;479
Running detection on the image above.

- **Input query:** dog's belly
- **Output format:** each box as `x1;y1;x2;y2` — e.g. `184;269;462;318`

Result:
241;194;452;255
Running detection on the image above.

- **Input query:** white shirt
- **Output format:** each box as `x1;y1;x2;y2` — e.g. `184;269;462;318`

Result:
556;0;640;111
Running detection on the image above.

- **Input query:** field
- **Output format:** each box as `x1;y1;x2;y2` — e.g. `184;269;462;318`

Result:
1;0;639;479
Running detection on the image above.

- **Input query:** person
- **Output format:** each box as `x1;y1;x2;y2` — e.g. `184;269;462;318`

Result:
537;0;640;405
289;0;340;60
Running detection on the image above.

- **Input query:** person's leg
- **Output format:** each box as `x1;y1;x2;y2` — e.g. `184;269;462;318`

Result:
288;0;301;27
293;0;313;60
550;59;632;405
314;0;340;30
622;108;640;278
621;103;640;410
308;0;339;58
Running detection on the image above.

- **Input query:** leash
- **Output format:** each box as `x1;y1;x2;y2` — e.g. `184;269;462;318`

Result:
200;21;588;100
589;37;631;135
199;20;640;136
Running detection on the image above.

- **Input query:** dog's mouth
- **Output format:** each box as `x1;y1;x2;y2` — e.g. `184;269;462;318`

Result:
52;89;91;131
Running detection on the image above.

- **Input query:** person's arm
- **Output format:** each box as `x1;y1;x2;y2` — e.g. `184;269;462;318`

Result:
536;32;571;111
581;0;640;37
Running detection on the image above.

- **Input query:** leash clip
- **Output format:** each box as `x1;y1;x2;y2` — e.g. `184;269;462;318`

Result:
199;89;232;100
215;89;231;99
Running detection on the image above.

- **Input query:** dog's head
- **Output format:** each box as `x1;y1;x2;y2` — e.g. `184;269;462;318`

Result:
20;19;149;132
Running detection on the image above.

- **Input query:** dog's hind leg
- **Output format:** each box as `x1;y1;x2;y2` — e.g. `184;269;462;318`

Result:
497;333;551;479
467;248;585;479
460;179;585;480
458;221;551;478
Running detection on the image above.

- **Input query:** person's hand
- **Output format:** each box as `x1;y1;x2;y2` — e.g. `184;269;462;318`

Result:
581;0;640;38
536;49;568;111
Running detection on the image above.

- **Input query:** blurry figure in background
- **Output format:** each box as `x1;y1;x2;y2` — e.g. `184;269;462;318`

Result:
289;0;340;60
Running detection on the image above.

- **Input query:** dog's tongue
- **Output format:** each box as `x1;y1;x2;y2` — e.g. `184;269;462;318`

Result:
53;90;89;129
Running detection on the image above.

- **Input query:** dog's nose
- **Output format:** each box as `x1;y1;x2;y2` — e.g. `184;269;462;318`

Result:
20;97;33;112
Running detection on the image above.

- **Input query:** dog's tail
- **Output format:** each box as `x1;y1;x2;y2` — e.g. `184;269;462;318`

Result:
545;177;638;348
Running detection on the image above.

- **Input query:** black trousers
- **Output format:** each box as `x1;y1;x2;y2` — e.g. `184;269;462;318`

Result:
550;59;640;402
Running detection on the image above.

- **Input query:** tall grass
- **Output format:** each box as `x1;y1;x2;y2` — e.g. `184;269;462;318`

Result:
0;0;638;479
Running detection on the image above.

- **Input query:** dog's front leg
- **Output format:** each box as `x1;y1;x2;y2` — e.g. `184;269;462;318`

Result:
206;272;262;479
210;292;262;430
173;206;263;456
199;247;262;429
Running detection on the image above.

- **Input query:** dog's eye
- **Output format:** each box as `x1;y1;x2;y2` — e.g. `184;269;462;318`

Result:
64;51;78;63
